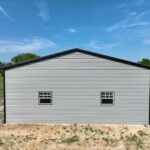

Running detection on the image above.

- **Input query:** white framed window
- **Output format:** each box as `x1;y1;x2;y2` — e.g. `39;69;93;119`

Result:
38;91;52;105
100;91;115;105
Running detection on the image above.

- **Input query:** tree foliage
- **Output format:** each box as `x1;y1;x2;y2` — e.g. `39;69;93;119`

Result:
0;62;4;75
138;58;150;67
11;53;39;64
0;62;11;75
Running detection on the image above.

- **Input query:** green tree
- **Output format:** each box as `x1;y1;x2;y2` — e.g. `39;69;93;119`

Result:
0;62;11;75
0;61;3;75
11;53;39;64
138;58;150;67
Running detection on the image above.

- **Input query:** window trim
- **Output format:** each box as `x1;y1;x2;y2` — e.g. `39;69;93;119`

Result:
38;91;53;105
100;91;115;106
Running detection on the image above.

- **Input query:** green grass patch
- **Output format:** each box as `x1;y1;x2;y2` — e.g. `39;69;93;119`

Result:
137;130;148;137
125;134;144;149
0;75;3;90
62;135;79;144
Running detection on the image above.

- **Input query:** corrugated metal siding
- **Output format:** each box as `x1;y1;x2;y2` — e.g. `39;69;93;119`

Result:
5;52;150;124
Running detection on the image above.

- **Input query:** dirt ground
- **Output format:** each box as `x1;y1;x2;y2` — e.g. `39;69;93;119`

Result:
0;124;149;150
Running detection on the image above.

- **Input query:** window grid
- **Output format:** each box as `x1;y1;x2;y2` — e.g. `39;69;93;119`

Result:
101;92;114;99
39;91;52;105
100;91;115;105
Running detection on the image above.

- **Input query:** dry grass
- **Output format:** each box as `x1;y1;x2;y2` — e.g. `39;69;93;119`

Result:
0;124;149;150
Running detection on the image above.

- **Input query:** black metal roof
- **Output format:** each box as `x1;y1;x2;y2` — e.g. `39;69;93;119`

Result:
3;48;150;70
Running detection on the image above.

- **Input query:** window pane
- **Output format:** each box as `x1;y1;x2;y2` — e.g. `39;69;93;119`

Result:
101;99;113;104
106;92;109;95
110;93;113;96
40;99;51;104
101;92;105;96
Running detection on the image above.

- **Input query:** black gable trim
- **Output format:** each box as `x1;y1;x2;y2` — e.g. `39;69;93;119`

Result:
2;48;150;70
3;71;6;123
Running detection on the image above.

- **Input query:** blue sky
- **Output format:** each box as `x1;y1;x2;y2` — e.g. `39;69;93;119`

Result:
0;0;150;62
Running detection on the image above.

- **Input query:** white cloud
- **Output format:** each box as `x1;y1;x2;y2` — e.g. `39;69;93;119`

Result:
107;24;120;32
135;0;145;5
0;37;56;53
36;0;50;21
87;41;119;50
106;11;150;32
135;11;149;20
127;12;137;16
122;22;150;28
67;28;77;33
87;41;100;49
143;39;150;44
107;21;150;32
0;5;14;22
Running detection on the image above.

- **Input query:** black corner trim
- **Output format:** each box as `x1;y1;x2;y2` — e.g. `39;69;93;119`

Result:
2;48;150;70
149;76;150;125
3;71;6;123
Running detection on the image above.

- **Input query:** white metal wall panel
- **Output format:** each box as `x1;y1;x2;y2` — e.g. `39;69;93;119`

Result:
5;52;150;124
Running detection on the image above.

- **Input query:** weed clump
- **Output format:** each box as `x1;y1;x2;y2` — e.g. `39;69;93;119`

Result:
0;138;3;145
62;135;79;144
125;134;144;149
137;130;148;137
